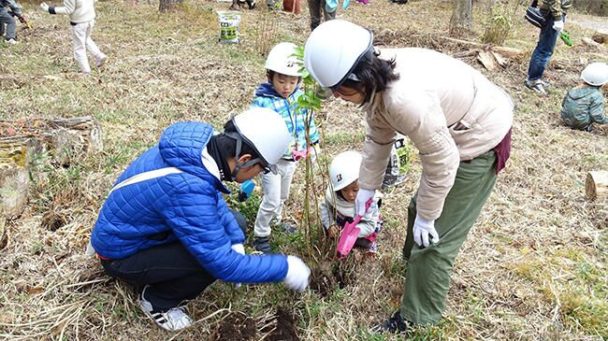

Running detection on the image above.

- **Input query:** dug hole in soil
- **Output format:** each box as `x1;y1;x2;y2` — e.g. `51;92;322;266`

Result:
215;308;300;341
215;311;257;341
310;255;360;297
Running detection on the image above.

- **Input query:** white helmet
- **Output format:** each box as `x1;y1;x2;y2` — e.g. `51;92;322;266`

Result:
581;62;608;87
232;108;291;174
265;42;301;77
304;20;373;88
329;151;362;191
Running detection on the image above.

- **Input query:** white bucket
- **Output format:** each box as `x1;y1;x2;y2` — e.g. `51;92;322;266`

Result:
217;11;241;44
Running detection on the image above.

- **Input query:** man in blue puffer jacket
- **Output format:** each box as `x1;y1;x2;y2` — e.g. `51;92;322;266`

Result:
90;108;311;331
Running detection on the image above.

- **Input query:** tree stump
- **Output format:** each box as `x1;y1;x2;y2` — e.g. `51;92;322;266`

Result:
585;171;608;201
48;116;104;166
0;137;34;219
592;30;608;45
0;116;103;218
0;213;6;250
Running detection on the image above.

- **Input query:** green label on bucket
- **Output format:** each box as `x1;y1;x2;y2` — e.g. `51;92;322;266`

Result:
217;11;241;44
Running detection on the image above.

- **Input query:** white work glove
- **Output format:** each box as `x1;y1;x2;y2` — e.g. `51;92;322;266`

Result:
231;244;245;288
412;214;439;248
231;243;245;255
552;18;564;32
355;188;375;216
283;256;310;292
40;2;49;12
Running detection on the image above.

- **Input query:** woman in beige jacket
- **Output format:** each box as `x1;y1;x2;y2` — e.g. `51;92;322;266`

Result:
304;20;513;332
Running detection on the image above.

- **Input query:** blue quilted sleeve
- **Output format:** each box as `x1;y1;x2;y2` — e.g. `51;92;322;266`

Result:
217;194;245;244
160;180;288;283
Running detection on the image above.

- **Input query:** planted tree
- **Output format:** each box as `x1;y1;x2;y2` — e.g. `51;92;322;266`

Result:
292;46;326;255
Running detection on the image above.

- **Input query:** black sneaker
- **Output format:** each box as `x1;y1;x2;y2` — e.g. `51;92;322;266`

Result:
280;222;297;235
371;311;410;333
538;79;550;88
139;285;193;331
253;236;272;254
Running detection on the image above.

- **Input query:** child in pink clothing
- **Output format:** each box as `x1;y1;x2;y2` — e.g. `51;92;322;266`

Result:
320;151;383;254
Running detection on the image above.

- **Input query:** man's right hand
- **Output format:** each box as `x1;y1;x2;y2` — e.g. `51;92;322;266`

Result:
552;18;564;32
283;256;310;292
40;2;50;12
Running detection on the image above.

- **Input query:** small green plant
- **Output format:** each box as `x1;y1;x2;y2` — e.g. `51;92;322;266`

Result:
481;0;517;45
481;13;511;45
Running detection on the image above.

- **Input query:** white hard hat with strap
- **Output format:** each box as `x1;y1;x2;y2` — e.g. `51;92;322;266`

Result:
329;151;363;191
231;108;291;175
265;42;301;77
304;20;374;88
581;62;608;87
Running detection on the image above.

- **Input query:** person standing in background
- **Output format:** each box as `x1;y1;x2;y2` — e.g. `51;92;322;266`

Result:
524;0;572;95
40;0;107;75
0;0;24;44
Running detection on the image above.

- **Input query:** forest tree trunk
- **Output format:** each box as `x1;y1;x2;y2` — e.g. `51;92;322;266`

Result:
450;0;473;36
159;0;183;12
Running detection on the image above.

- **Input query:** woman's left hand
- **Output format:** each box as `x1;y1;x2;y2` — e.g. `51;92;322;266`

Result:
355;188;375;216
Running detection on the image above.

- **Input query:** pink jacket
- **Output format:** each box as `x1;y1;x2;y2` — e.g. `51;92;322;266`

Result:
360;48;513;221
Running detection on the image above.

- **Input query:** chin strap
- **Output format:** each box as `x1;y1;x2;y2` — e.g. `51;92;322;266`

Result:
225;132;264;179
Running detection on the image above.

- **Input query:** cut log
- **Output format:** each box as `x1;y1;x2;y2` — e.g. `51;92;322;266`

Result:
477;51;498;70
582;37;605;50
588;52;608;60
453;49;480;58
592;30;608;44
491;51;508;67
441;37;525;59
585;171;608;201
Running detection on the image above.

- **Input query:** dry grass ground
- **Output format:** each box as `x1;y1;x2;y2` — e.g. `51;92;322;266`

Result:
1;0;607;340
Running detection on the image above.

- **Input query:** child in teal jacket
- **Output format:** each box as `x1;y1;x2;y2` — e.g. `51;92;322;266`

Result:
561;63;608;131
251;42;320;253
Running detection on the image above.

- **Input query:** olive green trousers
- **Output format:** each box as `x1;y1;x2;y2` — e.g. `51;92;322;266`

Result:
401;151;497;324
